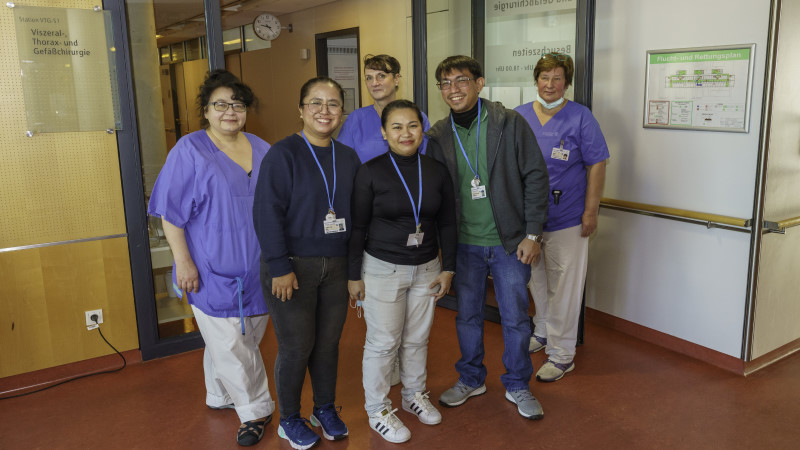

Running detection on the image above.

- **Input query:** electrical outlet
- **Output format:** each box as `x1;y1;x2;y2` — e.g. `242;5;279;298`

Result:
85;309;103;330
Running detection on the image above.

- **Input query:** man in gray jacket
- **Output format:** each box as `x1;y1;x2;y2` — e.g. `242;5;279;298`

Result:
426;55;549;420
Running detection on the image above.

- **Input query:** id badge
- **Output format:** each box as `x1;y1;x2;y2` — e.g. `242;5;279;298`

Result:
323;217;346;233
471;185;487;200
406;232;425;247
551;147;570;161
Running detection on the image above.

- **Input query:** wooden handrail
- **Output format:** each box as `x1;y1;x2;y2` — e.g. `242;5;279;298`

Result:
763;216;800;232
600;198;751;228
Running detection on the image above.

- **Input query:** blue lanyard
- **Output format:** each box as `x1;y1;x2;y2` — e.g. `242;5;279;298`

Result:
301;131;336;214
449;99;482;183
388;152;422;232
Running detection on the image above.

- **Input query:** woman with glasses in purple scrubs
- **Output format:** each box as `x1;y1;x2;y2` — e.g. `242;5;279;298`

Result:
514;52;610;383
148;69;274;446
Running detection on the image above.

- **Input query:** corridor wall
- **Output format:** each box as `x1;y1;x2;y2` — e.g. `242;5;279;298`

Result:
588;0;771;358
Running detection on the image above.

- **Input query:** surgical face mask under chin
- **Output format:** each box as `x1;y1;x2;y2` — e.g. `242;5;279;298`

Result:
536;93;564;109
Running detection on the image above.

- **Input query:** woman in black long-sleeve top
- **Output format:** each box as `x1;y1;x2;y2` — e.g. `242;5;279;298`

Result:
347;100;456;443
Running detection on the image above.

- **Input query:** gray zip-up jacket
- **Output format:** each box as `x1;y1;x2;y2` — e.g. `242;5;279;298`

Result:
426;98;549;254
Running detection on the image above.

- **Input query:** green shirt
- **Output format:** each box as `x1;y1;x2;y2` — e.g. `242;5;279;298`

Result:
452;105;502;246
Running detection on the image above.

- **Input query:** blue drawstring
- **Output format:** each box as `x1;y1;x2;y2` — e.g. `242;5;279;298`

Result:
236;277;245;335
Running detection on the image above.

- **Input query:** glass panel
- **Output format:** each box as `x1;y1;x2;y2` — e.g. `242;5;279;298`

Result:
170;42;185;62
425;0;472;120
243;23;271;51
185;38;202;61
222;27;242;52
484;1;576;109
126;0;210;339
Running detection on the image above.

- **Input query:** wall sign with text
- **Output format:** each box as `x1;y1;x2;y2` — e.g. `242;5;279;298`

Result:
643;45;755;133
12;5;120;134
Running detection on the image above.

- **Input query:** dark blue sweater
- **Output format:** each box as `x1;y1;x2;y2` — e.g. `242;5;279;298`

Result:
253;133;361;277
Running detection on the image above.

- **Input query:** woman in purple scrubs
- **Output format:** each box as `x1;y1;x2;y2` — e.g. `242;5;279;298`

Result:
337;54;430;163
514;53;610;383
148;70;274;446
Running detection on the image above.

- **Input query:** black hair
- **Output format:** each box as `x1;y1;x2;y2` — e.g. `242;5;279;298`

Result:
380;99;423;128
434;55;484;82
363;54;401;75
196;69;256;127
298;76;345;108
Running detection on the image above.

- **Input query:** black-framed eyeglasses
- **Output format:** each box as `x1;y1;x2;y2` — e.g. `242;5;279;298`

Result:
210;101;247;113
542;52;569;61
303;100;343;114
436;76;474;90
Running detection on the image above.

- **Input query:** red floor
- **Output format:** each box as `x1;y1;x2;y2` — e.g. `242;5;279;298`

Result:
2;306;799;449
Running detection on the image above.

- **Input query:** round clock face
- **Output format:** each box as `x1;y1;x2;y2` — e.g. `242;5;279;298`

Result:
253;13;281;41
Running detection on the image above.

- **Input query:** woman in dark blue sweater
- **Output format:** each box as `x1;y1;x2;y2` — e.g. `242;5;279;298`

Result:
253;77;361;449
348;100;457;443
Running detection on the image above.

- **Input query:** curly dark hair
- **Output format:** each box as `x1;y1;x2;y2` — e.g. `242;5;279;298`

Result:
196;69;256;127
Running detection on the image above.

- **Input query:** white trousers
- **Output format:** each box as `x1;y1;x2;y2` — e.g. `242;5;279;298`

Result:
361;253;440;415
529;224;589;363
191;305;275;422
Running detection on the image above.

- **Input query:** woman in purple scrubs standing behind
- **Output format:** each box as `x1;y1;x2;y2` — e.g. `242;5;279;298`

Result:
337;54;431;163
149;70;274;446
514;52;610;383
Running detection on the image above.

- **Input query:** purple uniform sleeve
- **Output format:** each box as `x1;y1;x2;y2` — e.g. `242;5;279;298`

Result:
148;138;196;227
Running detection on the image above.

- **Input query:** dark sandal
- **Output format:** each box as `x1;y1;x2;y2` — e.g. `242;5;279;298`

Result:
236;415;271;446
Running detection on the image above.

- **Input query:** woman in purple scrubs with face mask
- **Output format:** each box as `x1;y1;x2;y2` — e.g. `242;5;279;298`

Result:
148;69;274;446
514;52;610;383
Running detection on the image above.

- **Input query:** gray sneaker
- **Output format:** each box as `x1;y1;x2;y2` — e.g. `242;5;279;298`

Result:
504;390;544;420
438;380;487;407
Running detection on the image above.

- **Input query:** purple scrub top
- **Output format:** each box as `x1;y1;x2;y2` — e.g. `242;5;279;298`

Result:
337;105;431;163
515;101;610;232
148;130;270;318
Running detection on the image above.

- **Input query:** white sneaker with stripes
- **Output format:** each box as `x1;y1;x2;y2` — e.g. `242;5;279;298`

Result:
368;408;411;443
402;391;442;425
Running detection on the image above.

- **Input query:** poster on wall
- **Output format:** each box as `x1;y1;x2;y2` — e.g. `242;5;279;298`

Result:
643;44;755;133
12;5;121;134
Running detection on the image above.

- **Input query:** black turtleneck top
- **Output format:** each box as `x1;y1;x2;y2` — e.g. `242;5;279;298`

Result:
451;99;480;128
348;150;457;280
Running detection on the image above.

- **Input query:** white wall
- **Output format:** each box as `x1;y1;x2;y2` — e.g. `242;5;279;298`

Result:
589;0;772;357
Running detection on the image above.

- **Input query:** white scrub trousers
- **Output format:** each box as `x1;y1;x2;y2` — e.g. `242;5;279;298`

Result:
191;305;275;422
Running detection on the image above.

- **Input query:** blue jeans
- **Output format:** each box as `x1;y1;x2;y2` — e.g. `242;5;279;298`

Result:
453;243;533;392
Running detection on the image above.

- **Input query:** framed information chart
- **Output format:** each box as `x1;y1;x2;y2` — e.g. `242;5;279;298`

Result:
643;44;755;133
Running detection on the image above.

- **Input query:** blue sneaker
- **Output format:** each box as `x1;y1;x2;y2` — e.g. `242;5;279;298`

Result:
309;403;349;440
278;413;320;450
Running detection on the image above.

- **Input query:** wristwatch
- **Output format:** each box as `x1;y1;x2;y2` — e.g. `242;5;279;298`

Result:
526;234;543;244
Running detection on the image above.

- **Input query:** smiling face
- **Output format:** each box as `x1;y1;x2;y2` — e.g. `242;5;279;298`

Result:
298;81;343;142
364;68;398;103
536;67;568;103
381;107;423;156
439;68;484;113
204;87;246;136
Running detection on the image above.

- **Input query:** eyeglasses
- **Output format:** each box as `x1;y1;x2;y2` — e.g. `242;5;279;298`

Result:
436;76;474;90
210;101;247;113
542;52;569;61
303;100;343;114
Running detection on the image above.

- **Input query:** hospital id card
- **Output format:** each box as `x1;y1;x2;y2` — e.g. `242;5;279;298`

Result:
551;147;570;161
407;232;424;247
471;185;487;200
323;213;346;234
